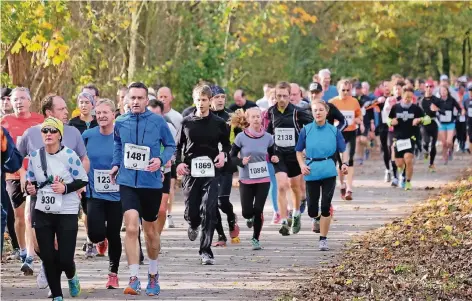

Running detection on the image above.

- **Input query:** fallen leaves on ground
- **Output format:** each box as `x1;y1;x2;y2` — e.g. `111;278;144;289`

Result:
290;169;472;301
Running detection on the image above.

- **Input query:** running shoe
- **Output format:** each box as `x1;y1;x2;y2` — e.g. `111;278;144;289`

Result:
287;210;293;227
365;149;370;160
300;198;307;214
7;249;20;261
400;179;406;189
279;222;290;236
246;218;254;229
52;297;63;301
384;170;391;183
19;252;26;263
68;273;81;297
312;219;320;233
357;158;364;166
292;214;301;234
428;165;436;173
212;235;227;247
251;238;262;250
391;178;399;187
340;186;347;200
96;239;108;257
187;226;199;241
424;152;429;162
92;244;98;256
271;212;281;224
20;256;34;276
404;182;412;191
145;273;160;296
200;252;215;265
166;215;175;228
85;243;95;258
37;263;49;289
319;239;329;251
345;191;353;201
106;273;119;289
124;276;141;295
229;216;240;239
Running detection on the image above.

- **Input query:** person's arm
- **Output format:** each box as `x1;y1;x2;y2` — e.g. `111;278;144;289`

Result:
229;140;243;167
219;120;231;159
1;128;23;174
159;121;177;166
266;109;274;135
329;103;347;131
64;151;88;194
295;127;307;167
297;109;314;127
336;129;349;167
111;122;123;168
174;119;186;166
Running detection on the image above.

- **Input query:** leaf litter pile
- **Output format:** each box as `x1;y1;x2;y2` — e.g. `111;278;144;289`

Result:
292;170;472;301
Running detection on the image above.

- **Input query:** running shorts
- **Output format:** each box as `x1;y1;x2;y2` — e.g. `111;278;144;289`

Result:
120;186;163;222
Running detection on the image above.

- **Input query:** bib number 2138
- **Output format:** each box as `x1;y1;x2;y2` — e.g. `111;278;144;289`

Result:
124;143;150;171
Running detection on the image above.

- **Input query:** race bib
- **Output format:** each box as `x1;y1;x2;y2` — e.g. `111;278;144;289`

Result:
361;107;366;116
274;128;295;147
94;170;119;193
468;107;472;117
439;111;452;123
248;161;269;179
191;156;215;178
341;110;355;125
382;110;389;124
124;143;150;171
35;188;63;213
396;139;412;152
459;115;466;122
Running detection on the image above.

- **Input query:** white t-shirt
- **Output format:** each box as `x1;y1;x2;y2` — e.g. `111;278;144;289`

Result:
27;146;88;214
165;108;183;132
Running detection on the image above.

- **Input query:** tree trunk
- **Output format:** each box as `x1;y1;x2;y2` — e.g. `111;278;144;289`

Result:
7;49;32;86
441;38;450;77
128;1;144;82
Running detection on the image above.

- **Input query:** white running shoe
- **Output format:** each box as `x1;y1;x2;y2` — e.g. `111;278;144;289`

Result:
319;239;329;251
200;253;215;265
384;170;391;183
166;215;175;228
37;263;49;289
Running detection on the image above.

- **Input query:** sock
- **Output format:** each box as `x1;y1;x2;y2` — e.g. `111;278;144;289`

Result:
406;179;411;182
281;218;288;224
130;264;139;278
86;237;92;244
20;248;26;257
320;236;327;241
26;249;35;258
293;210;300;216
148;259;158;275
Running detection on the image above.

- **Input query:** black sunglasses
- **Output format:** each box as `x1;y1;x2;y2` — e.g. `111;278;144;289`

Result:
41;128;59;134
342;89;351;92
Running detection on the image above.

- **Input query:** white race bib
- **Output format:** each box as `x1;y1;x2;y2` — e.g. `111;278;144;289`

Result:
396;139;412;152
439;111;452;123
468;107;472;117
459;115;466;122
124;143;150;171
382;110;389;124
274;128;295;147
341;110;355;125
361;107;366;116
94;170;119;193
248;161;269;179
35;188;63;213
191;156;215;178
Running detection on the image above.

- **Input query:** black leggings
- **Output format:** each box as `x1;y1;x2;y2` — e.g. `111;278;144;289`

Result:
86;199;123;274
6;199;19;250
239;182;270;240
388;132;398;178
215;173;235;239
379;128;390;170
306;177;336;218
421;123;438;166
455;121;467;151
34;211;78;298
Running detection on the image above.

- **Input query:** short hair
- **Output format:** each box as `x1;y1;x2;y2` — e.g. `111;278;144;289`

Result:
193;84;212;100
311;100;330;112
96;98;116;112
82;84;99;97
263;83;274;89
336;79;352;92
127;82;148;96
117;86;127;95
11;87;31;100
318;69;331;77
41;93;59;116
275;81;291;94
235;88;245;97
148;98;164;112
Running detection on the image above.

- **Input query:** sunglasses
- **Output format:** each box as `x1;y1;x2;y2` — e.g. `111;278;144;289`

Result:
41;128;59;134
425;86;432;88
342;89;351;92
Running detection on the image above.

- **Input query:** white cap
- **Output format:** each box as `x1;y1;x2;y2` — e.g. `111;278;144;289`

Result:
440;74;449;81
457;75;467;83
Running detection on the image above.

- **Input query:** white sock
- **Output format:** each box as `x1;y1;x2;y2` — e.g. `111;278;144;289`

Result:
294;210;300;216
148;259;158;275
130;264;139;278
20;248;27;257
26;250;35;258
282;218;288;224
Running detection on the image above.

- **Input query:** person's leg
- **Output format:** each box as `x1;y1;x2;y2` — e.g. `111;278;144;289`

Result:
289;175;303;213
140;188;162;263
86;199;106;245
56;214;80;297
438;130;447;161
105;201;123;275
430;124;439;167
319;177;337;243
446;129;455;158
306;181;321;219
6;181;26;256
404;153;415;181
1;198;6;255
156;194;168;235
182;176;203;232
346;132;356;193
275;172;290;221
199;177;219;259
252;182;270;241
239;182;256;226
422;126;430;153
218;173;236;226
267;162;279;216
6;197;19;251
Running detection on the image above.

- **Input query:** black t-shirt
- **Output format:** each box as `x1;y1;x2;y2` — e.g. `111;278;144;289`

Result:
228;100;258;112
69;116;98;134
388;103;424;139
437;97;462;124
418;95;441;118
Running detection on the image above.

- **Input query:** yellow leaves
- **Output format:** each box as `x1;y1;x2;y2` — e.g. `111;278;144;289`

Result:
11;41;22;54
444;225;453;233
393;240;400;247
26;42;42;52
34;5;45;18
345;279;353;285
19;31;30;46
119;20;131;29
40;22;53;30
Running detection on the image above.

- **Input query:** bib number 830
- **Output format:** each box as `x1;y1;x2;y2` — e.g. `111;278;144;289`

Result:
41;195;56;205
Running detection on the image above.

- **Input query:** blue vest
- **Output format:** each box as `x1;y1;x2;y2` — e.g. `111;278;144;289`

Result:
304;122;338;181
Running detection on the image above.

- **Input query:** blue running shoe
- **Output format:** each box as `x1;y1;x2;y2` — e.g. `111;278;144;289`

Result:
124;276;141;295
145;273;160;296
52;297;63;301
20;256;34;276
68;273;81;297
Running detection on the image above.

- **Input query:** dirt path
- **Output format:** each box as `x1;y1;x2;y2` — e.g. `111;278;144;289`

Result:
1;154;468;301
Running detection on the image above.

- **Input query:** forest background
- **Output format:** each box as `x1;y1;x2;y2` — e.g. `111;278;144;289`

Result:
1;1;471;111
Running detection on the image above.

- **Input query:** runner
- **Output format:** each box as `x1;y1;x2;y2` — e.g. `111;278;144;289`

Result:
230;107;277;250
71;84;100;119
1;87;13;116
266;81;313;235
465;83;472;152
418;81;441;172
387;87;431;190
208;85;240;247
26;117;88;301
318;69;338;102
353;82;372;165
329;80;362;200
82;99;122;289
455;83;467;153
69;91;100;257
1;87;44;275
229;89;258;111
175;84;230;264
290;83;310;110
110;82;175;296
437;85;464;164
157;86;183;229
295;100;348;250
256;83;275;111
17;93;90;292
115;86;128;118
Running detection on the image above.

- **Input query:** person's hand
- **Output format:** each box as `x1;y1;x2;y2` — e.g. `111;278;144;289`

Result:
377;96;386;103
165;160;172;168
430;103;439;112
214;152;225;168
109;166;119;184
341;164;349;175
242;156;251;166
354;117;362;125
161;172;165;182
26;182;36;196
390;118;398;126
360;123;365;133
300;164;311;176
412;118;422;126
461;109;466;116
19;168;27;193
270;156;279;164
51;179;66;194
0;128;7;152
146;158;162;172
370;122;375;132
177;163;189;176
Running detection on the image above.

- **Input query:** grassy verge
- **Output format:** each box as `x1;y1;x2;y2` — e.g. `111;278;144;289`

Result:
282;168;472;301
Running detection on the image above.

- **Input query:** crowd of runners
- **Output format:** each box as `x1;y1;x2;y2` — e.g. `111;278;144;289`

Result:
1;70;471;300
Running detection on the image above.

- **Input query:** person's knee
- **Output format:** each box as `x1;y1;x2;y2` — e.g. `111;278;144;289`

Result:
125;222;139;238
241;208;253;220
14;207;25;220
87;228;105;244
277;180;289;193
320;204;331;217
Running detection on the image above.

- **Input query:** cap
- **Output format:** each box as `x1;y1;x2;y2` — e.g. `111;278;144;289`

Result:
41;117;64;138
148;94;157;101
440;74;449;81
210;85;225;97
1;87;12;99
354;83;362;89
425;80;435;87
309;82;323;92
457;75;468;83
467;82;472;90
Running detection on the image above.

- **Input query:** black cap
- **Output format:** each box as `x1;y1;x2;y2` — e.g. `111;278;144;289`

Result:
309;82;323;92
1;87;11;99
354;82;362;89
